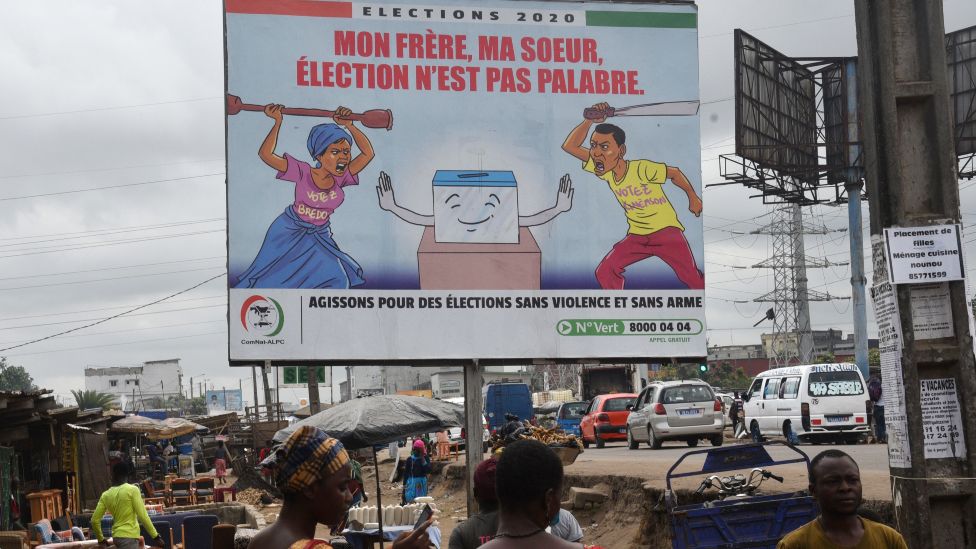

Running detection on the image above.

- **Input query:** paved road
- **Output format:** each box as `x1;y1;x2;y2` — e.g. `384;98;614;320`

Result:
564;438;894;500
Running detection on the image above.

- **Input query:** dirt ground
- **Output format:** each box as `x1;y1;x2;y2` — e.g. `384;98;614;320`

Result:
240;435;895;548
240;449;642;547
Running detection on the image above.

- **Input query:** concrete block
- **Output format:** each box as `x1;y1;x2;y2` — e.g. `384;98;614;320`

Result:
569;486;609;510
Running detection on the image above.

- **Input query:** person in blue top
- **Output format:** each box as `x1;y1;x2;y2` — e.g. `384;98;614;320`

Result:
402;439;431;503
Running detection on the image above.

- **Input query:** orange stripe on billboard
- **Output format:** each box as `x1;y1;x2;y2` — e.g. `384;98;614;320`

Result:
225;0;352;18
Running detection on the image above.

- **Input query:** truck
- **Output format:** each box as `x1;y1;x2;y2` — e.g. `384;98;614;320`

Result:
483;381;534;433
578;364;647;401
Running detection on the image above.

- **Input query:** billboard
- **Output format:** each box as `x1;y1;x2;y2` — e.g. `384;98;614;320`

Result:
226;0;705;362
206;389;244;413
734;30;817;174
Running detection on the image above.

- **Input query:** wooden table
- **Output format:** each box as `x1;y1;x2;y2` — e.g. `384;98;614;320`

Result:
214;487;237;503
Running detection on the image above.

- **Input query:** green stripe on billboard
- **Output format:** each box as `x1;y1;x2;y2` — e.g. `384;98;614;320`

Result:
585;11;697;29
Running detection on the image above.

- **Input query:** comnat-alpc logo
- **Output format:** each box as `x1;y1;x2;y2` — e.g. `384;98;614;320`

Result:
241;295;284;337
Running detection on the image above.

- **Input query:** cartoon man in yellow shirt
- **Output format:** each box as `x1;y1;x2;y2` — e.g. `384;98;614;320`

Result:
562;102;704;290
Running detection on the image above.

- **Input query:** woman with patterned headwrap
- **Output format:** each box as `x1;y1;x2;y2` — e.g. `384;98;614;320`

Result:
249;426;432;549
234;103;375;289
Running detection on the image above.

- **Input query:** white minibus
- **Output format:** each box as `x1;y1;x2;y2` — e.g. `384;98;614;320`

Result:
742;363;870;444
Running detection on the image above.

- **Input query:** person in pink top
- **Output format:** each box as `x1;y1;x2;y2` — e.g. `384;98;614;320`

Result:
234;104;376;289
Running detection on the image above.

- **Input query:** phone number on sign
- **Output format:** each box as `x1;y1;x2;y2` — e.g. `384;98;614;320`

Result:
627;321;698;335
908;272;948;280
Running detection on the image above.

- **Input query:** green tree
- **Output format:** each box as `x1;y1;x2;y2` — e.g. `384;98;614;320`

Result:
868;348;881;368
814;351;836;364
71;389;116;410
183;396;208;415
0;357;36;392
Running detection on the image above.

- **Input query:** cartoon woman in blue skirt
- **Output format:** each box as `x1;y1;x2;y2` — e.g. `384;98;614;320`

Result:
234;104;374;289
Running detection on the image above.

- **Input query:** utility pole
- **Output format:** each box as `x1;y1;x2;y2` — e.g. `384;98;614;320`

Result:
251;366;259;420
262;360;272;418
856;1;976;546
841;55;870;380
307;366;321;415
463;360;485;516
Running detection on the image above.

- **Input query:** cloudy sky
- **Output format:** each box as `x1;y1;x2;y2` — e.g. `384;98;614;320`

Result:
1;0;973;407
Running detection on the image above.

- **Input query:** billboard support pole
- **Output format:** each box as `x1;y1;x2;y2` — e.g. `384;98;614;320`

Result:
262;361;272;419
856;0;976;545
846;181;869;380
251;366;259;421
307;366;321;415
463;359;485;517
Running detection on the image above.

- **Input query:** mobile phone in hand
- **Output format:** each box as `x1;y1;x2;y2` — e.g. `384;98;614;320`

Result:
413;503;433;530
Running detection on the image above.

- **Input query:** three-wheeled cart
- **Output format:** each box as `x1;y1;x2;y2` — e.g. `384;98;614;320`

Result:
666;442;819;548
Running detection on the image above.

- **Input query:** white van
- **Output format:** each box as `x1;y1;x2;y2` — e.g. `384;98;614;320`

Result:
742;363;870;444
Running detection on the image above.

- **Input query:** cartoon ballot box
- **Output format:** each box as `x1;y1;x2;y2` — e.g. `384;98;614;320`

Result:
417;226;541;290
432;170;519;244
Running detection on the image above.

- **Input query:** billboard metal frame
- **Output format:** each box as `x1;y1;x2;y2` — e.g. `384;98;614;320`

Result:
720;24;976;200
948;25;976;179
716;30;862;205
733;30;818;174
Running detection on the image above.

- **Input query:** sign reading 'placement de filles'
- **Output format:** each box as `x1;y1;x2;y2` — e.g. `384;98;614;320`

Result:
883;224;964;285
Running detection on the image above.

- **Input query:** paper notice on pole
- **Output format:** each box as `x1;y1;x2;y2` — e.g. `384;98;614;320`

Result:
920;377;967;459
870;235;912;468
909;283;954;340
883;224;964;284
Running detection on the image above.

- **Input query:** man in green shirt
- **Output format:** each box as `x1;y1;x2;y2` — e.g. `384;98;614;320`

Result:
92;462;165;548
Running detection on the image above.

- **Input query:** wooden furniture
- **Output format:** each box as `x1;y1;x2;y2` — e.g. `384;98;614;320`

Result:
0;531;28;549
167;479;192;507
211;524;235;549
28;519;79;547
141;480;167;507
179;515;217;549
212;488;236;503
191;479;214;505
24;491;62;523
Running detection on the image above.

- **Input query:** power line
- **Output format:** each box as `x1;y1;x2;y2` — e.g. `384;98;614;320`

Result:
0;265;225;292
0;96;220;121
0;303;225;331
699;13;855;39
3;330;227;357
0;319;225;347
0;272;225;352
0;256;225;282
0;158;224;180
0;229;225;259
0;218;225;245
0;172;224;201
0;295;225;323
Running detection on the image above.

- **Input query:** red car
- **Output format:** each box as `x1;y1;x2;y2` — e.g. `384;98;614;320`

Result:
579;393;638;448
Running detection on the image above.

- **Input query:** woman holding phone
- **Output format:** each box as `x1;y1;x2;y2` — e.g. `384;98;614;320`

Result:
249;426;431;549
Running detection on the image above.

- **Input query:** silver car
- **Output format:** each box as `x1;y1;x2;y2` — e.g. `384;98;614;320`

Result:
625;380;725;449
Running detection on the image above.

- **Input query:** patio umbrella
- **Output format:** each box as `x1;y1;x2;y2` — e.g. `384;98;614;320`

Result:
149;417;207;440
110;415;165;435
273;394;464;539
273;394;464;448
